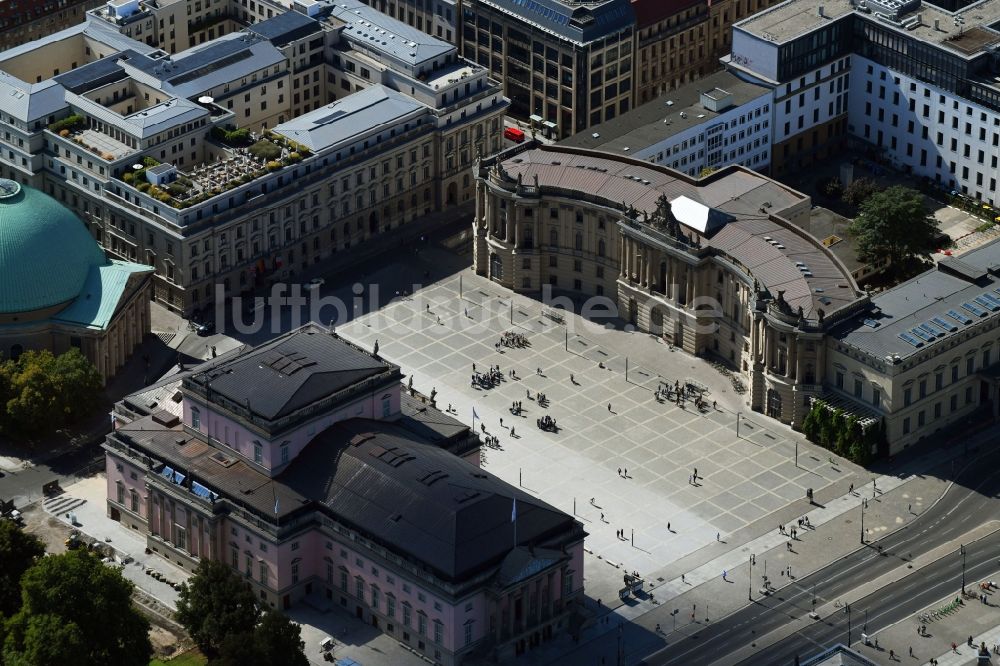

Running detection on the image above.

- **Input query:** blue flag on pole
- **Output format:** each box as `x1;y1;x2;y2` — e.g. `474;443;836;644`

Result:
473;407;480;421
511;497;517;523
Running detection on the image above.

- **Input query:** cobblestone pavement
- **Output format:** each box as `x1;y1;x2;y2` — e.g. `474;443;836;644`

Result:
338;272;870;597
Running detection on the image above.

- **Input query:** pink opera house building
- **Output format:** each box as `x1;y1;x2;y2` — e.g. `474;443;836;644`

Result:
104;323;585;664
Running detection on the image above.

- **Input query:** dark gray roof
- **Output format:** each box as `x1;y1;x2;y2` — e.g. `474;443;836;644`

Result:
398;392;473;445
120;345;249;418
560;70;769;154
831;241;1000;360
114;419;309;520
478;0;635;44
280;418;580;581
248;11;321;47
54;50;139;94
185;323;399;420
124;34;285;98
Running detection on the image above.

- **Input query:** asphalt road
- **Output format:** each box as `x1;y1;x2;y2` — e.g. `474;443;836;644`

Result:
742;533;1000;665
640;448;1000;666
0;439;105;510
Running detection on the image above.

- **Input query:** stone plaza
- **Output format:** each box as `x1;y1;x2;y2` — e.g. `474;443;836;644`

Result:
337;270;867;601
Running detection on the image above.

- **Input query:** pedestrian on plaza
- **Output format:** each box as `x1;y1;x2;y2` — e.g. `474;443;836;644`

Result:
849;483;854;494
601;513;605;521
667;522;671;532
693;468;698;480
510;427;515;437
500;417;504;428
608;403;612;412
624;468;628;478
908;503;912;513
716;532;720;542
618;467;622;477
681;573;685;583
889;649;894;660
655;623;661;634
909;647;913;657
722;570;727;580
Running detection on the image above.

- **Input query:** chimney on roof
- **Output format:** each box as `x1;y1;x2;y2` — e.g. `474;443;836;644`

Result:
934;18;940;30
818;5;824;17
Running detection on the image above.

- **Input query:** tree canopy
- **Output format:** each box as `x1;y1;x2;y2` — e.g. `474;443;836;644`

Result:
848;185;940;276
176;560;307;664
2;549;151;666
0;519;44;620
0;348;103;435
175;560;261;658
213;610;309;666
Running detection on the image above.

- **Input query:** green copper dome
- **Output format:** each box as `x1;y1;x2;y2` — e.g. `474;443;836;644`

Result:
0;180;108;314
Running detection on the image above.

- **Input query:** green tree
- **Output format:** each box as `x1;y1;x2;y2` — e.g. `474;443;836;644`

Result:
0;519;45;619
175;560;260;658
842;177;881;206
801;403;821;442
0;348;104;435
848;185;940;272
214;610;308;666
4;350;59;433
2;549;151;666
50;348;103;422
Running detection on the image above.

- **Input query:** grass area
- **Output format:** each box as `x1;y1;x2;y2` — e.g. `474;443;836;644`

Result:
149;650;207;666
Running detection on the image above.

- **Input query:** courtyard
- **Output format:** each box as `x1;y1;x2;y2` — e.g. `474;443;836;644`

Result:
336;270;868;602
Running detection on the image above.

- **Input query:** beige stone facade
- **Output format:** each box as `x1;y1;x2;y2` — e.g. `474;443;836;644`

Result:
0;0;103;52
0;0;506;318
473;144;864;431
632;0;780;106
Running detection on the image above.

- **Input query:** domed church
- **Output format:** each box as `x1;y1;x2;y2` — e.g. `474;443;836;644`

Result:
0;179;153;382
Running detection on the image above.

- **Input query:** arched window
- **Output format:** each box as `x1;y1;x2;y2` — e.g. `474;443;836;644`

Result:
550;228;558;247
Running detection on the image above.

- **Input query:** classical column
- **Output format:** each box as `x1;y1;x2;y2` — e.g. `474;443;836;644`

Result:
619;235;626;275
795;338;805;381
789;337;798;379
513;211;519;248
686;267;695;306
764;326;773;369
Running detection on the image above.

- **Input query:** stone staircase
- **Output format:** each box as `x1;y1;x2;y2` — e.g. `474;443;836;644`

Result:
43;495;87;516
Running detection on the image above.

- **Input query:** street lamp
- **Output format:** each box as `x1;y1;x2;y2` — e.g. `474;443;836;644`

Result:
961;544;967;594
845;604;852;645
736;411;742;438
860;500;866;544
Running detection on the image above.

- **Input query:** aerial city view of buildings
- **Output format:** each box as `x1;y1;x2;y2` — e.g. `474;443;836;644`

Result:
3;0;1000;664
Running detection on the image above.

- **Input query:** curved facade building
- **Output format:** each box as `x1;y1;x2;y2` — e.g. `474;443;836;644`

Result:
473;145;866;427
0;179;153;381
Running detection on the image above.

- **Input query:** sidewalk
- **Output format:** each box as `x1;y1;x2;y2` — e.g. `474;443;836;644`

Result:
851;585;1000;666
524;425;997;666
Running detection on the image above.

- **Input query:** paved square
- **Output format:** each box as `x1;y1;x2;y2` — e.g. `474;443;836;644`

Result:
338;272;859;592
